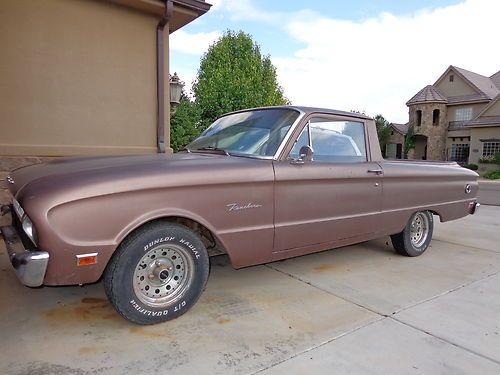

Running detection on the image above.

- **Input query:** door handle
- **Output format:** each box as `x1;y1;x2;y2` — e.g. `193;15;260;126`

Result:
367;169;383;175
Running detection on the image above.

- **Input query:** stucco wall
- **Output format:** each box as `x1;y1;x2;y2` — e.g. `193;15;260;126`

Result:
482;99;500;116
0;0;168;156
447;103;487;121
435;73;477;97
469;127;500;164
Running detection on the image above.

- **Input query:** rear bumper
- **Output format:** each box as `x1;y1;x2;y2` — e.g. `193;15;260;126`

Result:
0;215;49;287
469;201;480;215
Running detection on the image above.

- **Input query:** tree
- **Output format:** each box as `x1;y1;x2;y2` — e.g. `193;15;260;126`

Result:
374;114;391;152
404;125;416;159
192;30;289;130
170;95;201;152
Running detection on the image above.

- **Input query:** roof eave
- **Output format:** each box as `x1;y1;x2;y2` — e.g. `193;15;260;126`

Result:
406;99;447;106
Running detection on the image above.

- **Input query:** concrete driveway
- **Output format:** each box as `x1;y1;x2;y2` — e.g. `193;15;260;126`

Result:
1;207;499;375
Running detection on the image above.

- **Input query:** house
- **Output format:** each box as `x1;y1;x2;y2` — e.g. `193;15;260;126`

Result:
0;0;211;167
402;65;500;165
384;122;408;159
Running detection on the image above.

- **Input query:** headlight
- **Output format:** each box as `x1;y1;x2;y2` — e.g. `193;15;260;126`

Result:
22;215;38;246
13;198;37;246
12;198;24;220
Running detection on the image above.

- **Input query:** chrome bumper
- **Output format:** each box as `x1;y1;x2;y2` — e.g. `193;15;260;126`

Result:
469;201;480;215
0;224;49;287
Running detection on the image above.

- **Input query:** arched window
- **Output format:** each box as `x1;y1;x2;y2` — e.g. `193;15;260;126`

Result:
432;109;440;126
416;110;422;126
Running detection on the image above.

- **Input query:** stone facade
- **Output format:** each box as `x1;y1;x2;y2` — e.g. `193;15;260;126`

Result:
406;66;500;164
408;103;448;160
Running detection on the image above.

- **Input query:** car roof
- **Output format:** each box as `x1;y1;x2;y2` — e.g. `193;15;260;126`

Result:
220;105;372;121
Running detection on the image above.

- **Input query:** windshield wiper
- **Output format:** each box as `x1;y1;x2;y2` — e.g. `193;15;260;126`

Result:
194;146;231;156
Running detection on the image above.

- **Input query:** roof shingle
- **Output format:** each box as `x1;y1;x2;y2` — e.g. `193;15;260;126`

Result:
453;66;499;99
406;85;448;105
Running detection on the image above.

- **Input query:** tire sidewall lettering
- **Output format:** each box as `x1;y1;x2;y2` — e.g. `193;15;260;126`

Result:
144;236;201;260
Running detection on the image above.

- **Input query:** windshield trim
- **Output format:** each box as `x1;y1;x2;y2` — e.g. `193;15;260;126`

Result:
271;108;306;160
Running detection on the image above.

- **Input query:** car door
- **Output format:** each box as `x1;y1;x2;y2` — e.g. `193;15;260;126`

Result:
273;114;383;254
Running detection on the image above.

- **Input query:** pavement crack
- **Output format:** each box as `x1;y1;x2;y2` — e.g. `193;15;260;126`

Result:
389;316;500;366
266;264;386;317
432;238;500;254
391;269;500;315
250;315;386;375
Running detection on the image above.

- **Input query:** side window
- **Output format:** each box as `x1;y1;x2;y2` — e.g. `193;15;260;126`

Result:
309;118;367;162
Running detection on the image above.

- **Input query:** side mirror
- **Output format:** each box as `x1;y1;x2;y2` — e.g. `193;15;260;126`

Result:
291;145;314;164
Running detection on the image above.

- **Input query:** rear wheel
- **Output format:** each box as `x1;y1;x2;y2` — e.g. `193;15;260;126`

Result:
104;222;209;325
391;211;433;257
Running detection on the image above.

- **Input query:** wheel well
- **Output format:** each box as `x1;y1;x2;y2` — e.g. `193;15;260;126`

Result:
428;210;442;222
132;216;227;258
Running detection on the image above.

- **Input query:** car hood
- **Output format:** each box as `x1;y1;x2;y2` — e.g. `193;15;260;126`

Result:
8;153;269;202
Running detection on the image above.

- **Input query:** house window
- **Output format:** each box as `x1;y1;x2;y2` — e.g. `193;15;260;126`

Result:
416;110;422;126
449;74;454;82
391;130;394;135
455;107;473;121
450;144;469;164
482;142;500;157
432;109;440;126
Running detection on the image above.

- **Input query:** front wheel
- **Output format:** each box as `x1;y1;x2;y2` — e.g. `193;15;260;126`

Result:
104;222;209;325
390;211;433;257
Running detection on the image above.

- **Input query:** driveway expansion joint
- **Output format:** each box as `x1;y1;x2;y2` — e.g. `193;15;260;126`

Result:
265;261;500;370
250;315;386;374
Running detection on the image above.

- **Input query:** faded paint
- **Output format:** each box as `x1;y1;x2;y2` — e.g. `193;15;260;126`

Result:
3;107;479;286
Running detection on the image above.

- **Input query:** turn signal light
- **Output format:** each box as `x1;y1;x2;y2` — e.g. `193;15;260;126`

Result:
76;253;98;266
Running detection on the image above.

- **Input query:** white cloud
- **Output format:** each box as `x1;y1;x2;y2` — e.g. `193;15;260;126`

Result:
170;30;221;55
210;0;280;22
274;0;500;123
170;0;500;122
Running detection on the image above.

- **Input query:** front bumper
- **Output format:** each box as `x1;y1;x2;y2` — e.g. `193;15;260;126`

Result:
0;210;49;287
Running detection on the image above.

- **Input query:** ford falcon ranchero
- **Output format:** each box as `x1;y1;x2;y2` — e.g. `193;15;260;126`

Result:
0;106;479;324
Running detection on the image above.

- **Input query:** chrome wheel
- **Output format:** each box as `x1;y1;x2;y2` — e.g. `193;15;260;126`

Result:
410;212;430;248
133;244;194;308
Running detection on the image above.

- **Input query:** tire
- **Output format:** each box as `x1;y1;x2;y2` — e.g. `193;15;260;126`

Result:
104;221;209;325
390;211;433;257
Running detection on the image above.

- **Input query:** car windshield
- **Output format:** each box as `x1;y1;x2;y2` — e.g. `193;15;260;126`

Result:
186;108;300;157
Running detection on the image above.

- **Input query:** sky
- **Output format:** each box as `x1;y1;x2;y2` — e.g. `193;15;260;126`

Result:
170;0;500;124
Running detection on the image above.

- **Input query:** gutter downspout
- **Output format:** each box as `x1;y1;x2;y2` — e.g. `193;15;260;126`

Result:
156;0;173;153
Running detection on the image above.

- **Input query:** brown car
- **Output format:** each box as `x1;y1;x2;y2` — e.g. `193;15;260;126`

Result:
0;106;480;324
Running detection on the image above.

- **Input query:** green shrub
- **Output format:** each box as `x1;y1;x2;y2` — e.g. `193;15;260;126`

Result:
495;152;500;166
464;164;478;170
479;155;496;163
482;169;500;180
